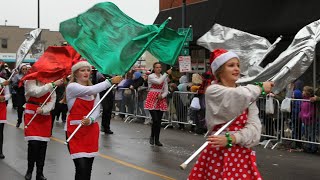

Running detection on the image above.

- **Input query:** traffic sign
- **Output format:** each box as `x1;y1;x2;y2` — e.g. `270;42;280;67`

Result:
181;48;189;56
178;28;193;41
178;56;192;72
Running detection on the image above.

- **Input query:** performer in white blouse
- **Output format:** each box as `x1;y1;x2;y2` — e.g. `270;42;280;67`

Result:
65;59;112;180
0;78;10;159
24;77;64;180
188;49;274;180
144;62;172;146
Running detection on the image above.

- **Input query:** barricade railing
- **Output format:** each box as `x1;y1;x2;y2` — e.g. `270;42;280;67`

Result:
112;88;137;122
161;91;197;129
128;87;151;123
280;98;320;148
110;86;320;151
256;96;281;149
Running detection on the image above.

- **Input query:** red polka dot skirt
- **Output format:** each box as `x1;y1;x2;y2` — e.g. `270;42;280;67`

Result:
188;146;262;180
144;83;168;111
188;110;262;180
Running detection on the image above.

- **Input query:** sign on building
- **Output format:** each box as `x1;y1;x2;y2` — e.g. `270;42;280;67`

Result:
178;56;191;72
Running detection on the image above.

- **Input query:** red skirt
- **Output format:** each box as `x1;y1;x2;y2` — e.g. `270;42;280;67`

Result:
67;118;99;159
0;102;6;123
24;103;52;141
188;145;262;180
144;91;167;111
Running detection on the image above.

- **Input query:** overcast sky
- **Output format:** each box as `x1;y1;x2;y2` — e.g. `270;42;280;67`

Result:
0;0;159;31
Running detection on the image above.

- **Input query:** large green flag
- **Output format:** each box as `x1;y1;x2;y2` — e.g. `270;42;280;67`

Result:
59;2;187;75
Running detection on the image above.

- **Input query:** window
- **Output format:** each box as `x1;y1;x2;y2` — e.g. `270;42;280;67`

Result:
1;39;8;48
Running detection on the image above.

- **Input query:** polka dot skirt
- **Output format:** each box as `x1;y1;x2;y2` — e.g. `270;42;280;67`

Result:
188;110;262;180
144;83;168;111
188;146;262;180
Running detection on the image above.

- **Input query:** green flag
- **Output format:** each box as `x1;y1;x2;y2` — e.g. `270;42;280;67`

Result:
59;2;187;75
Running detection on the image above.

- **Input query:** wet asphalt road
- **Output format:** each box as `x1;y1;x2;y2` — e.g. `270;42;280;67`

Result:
1;103;320;180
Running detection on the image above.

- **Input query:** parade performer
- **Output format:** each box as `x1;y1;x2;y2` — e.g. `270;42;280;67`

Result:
0;78;10;159
144;62;171;146
65;59;112;180
188;49;273;180
24;78;64;180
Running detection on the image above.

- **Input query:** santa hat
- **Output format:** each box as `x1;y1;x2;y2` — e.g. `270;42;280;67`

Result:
19;63;28;71
210;49;239;74
71;58;92;73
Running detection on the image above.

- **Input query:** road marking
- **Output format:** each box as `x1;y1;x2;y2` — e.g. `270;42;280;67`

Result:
7;122;176;180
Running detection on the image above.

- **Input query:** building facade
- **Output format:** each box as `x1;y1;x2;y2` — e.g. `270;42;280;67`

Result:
0;25;64;64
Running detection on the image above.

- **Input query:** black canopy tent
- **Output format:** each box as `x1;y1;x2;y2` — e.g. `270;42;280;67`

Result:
155;0;320;42
154;0;320;82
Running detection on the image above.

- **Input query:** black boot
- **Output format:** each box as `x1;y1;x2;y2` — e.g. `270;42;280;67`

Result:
155;141;163;146
16;121;21;128
0;154;5;159
25;172;32;180
36;174;47;180
25;141;36;180
0;124;4;158
149;137;154;145
36;142;47;180
154;125;163;146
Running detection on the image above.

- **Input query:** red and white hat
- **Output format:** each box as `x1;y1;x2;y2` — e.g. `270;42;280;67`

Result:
71;58;92;73
210;49;239;74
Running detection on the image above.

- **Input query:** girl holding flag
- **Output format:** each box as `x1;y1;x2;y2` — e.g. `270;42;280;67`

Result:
65;59;112;180
188;49;274;180
24;78;64;180
144;62;172;146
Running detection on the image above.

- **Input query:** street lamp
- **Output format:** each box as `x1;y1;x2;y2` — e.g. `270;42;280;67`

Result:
38;0;40;28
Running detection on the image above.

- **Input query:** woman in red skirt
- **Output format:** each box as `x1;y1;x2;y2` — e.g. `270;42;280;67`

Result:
24;78;64;180
0;78;10;159
65;59;112;180
188;49;274;180
144;62;172;146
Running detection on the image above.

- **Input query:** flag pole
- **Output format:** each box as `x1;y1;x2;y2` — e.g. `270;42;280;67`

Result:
65;84;116;144
25;86;58;128
130;17;174;66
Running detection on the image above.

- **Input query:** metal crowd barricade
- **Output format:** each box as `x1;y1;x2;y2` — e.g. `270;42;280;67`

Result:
128;87;150;123
111;87;137;122
161;91;197;129
256;96;281;149
280;98;320;147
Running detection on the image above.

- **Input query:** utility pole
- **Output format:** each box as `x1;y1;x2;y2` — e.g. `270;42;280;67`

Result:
37;0;40;28
182;0;186;28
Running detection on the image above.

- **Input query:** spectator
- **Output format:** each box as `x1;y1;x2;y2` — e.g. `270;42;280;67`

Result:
189;73;206;134
291;80;304;148
11;63;28;128
131;71;147;123
118;70;135;116
300;86;317;153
